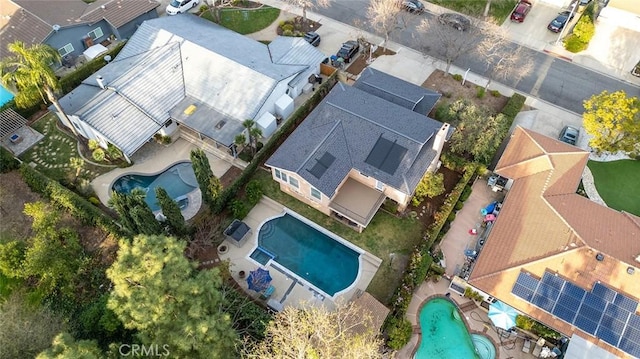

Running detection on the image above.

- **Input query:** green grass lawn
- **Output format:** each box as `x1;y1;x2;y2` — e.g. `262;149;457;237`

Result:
428;0;517;24
587;160;640;216
20;114;112;182
251;170;424;304
201;7;280;35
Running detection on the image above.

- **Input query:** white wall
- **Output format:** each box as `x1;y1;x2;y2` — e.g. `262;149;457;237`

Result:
255;73;297;120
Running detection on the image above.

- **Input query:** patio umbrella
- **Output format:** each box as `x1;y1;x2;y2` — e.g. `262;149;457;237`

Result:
247;268;272;292
488;301;518;330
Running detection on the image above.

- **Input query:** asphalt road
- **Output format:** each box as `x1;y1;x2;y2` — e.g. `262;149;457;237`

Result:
314;1;640;114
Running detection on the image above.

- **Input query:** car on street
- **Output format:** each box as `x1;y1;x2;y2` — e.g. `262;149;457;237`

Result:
399;0;425;13
438;13;471;31
559;126;580;145
547;11;575;32
304;32;321;47
166;0;199;15
336;41;360;63
510;0;532;22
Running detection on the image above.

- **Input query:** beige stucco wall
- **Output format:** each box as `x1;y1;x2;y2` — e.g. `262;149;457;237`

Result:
270;168;332;216
344;169;410;210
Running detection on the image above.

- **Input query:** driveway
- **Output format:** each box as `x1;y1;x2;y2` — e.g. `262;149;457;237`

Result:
501;1;571;51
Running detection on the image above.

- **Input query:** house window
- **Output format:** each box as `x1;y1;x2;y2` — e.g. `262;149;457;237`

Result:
289;176;299;189
274;168;282;180
281;171;287;182
58;43;74;57
88;27;104;41
375;180;384;191
310;187;321;201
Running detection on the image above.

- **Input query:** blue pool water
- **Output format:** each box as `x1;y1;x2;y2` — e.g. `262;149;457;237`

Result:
254;213;360;296
111;162;197;212
0;84;14;106
415;298;496;359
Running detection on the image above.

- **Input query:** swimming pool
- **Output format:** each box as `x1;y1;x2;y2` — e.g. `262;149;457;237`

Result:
0;84;14;106
415;298;496;359
111;162;198;212
252;211;361;297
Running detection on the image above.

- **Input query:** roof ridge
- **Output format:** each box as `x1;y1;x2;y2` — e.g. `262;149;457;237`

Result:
359;78;420;104
542;193;588;247
496;154;552;177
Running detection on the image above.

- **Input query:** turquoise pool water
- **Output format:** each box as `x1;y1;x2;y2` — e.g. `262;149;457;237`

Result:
415;298;496;359
0;85;14;106
111;162;197;212
253;213;360;296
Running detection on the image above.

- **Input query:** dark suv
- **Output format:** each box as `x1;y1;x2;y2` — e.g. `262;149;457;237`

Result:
336;41;360;63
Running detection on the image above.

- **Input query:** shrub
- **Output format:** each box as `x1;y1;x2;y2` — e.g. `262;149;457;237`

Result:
386;317;412;350
88;139;100;150
434;104;451;122
452;73;463;81
459;185;472;202
0;147;20;173
230;199;248;219
454;201;464;211
563;13;595;53
282;29;293;37
282;24;294;33
490;89;501;97
500;93;526;119
382;199;399;213
88;197;101;206
245;180;263;206
564;34;588;53
476;86;485;99
447;212;456;222
92;148;105;162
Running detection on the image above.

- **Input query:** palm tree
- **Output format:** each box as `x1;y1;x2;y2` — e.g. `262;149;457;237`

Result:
0;41;79;138
242;119;262;156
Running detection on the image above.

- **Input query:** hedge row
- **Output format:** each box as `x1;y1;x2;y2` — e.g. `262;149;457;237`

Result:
500;92;526;120
384;162;478;348
19;164;124;236
0;146;20;173
564;3;596;53
212;71;339;213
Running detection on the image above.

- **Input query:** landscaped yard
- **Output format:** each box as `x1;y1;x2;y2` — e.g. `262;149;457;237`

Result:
201;6;280;35
251;169;425;305
19;114;112;182
587;159;640;216
428;0;517;24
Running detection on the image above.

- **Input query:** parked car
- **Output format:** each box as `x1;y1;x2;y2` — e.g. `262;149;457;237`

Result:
438;13;471;31
304;32;321;47
336;41;360;63
166;0;199;15
510;0;532;22
547;11;575;32
399;0;425;13
559;126;580;145
632;61;640;78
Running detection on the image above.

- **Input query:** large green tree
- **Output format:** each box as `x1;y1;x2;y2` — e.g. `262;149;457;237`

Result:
106;235;238;359
0;41;79;137
583;90;640;156
109;189;160;235
412;171;446;206
155;187;188;237
36;332;103;359
190;149;222;208
242;301;382;359
241;119;263;156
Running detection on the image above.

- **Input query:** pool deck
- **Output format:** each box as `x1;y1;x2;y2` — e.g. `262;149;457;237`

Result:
91;138;232;220
219;196;382;311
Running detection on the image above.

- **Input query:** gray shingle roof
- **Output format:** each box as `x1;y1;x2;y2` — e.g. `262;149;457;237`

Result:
354;68;441;115
268;36;326;88
266;83;444;197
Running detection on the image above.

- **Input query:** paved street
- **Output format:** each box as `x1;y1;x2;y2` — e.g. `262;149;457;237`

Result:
312;0;640;114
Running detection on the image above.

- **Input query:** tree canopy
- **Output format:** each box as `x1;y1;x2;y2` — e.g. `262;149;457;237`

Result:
412;171;445;206
583;90;640;156
36;332;103;359
106;235;238;359
242;302;382;359
190;149;222;209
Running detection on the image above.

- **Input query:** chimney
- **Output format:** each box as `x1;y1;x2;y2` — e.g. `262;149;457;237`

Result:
96;75;106;89
432;123;450;151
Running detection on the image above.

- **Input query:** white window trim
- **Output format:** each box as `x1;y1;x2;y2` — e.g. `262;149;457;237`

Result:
310;187;321;201
288;176;299;189
274;168;282;180
58;43;74;57
88;27;104;41
281;171;288;183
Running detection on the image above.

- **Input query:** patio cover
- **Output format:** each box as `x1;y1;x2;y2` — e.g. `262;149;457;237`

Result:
83;44;108;60
0;108;26;140
563;334;620;359
329;177;385;228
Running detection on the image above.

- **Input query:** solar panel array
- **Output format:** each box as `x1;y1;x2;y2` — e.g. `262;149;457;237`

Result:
512;271;640;358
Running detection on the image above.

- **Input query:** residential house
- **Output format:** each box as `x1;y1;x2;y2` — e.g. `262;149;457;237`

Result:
51;15;326;161
467;126;640;358
266;68;449;232
0;0;159;63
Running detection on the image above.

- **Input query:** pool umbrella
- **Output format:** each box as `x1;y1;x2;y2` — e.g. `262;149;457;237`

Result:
488;301;518;330
247;268;272;292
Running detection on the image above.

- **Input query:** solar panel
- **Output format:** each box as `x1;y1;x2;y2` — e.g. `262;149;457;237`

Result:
364;137;407;175
597;327;621;347
604;302;631;320
613;292;638;312
562;281;587;300
622;326;640;345
532;293;555;312
515;272;539;291
619;337;640;359
556;293;581;309
582;293;607;311
577;302;604;321
574;315;598;335
318;152;335;168
593;282;617;302
536;283;561;302
512;284;534;301
307;152;336;179
629;314;640;330
552;303;577;323
541;272;565;290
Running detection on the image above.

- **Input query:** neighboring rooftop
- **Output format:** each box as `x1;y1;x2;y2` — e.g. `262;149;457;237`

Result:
469;127;640;358
266;81;444;198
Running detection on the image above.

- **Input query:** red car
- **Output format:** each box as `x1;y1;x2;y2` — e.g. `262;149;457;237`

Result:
510;0;532;22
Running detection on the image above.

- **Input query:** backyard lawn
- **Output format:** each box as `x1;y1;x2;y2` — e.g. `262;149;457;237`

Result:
251;169;425;305
201;6;280;34
428;0;517;24
587;159;640;216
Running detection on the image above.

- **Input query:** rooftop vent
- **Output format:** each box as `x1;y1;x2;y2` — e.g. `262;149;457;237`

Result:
628;267;635;275
215;120;226;130
52;24;60;32
595;253;604;261
96;75;106;89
